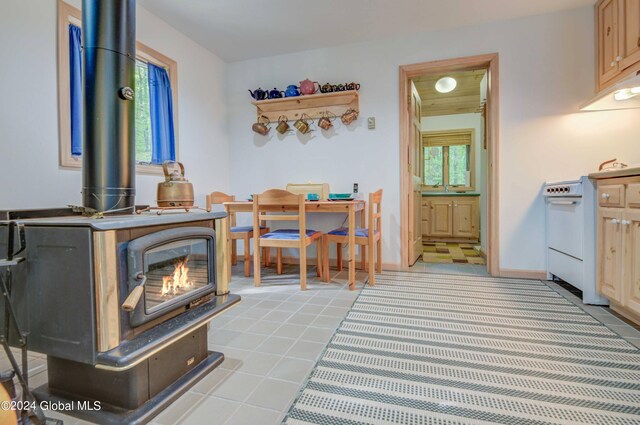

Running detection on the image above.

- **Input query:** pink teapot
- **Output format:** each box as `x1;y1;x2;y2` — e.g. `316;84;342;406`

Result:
299;79;320;95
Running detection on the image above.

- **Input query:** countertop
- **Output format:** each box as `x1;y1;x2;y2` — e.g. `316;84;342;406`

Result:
589;165;640;179
422;192;480;197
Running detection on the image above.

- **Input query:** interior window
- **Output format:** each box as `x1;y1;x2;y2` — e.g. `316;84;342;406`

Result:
135;60;153;164
422;129;474;191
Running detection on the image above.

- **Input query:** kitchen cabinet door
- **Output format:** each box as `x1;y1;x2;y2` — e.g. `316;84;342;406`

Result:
430;200;453;237
452;199;478;239
623;210;640;314
619;0;640;69
422;202;431;237
597;0;621;87
598;184;625;207
597;208;625;303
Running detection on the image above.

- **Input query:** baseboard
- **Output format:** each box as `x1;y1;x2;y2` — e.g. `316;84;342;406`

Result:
498;268;547;280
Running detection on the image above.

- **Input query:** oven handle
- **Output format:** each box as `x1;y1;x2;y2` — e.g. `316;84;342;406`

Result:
122;273;147;312
548;200;578;205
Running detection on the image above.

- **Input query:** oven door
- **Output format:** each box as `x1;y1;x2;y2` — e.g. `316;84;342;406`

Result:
126;227;217;327
546;197;583;260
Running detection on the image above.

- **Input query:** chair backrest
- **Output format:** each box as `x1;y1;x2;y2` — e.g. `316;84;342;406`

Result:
253;189;307;240
206;191;236;225
368;189;383;239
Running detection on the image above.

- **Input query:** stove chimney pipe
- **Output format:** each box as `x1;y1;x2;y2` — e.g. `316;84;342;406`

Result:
82;0;136;213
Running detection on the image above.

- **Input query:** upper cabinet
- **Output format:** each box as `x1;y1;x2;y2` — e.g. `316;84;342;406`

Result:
596;0;640;91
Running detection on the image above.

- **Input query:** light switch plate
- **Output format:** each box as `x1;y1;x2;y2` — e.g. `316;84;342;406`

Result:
367;117;375;129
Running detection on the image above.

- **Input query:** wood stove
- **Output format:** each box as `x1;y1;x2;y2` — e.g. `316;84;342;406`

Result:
0;211;238;424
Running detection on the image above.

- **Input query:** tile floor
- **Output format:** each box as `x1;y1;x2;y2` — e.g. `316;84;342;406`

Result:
4;260;640;424
422;242;485;264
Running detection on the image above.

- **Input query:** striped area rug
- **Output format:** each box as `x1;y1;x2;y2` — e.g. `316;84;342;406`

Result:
284;271;640;425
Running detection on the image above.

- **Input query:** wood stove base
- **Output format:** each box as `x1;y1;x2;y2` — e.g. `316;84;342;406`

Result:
32;327;223;425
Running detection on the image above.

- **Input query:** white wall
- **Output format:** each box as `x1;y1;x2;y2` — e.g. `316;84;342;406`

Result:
0;0;230;209
421;113;488;252
226;7;640;271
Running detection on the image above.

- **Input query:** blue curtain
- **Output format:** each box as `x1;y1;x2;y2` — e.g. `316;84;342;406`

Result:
148;63;176;164
69;24;82;156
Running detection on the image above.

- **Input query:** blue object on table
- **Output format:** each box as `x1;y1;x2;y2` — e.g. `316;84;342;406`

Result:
284;85;300;97
261;229;319;240
328;227;378;237
328;193;354;201
307;193;319;201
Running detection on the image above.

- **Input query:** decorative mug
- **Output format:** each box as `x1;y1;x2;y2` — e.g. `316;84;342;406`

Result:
345;82;361;91
318;111;336;130
340;109;359;125
332;83;346;92
276;115;290;134
320;83;333;93
294;114;314;134
252;115;270;135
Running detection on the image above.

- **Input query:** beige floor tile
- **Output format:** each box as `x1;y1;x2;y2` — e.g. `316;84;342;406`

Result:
210;371;263;402
154;391;203;425
223;404;283;425
245;320;281;336
273;323;307;339
255;336;297;355
190;367;231;395
179;396;240;425
299;327;335;344
236;352;282;376
245;378;300;411
268;357;314;383
286;340;326;360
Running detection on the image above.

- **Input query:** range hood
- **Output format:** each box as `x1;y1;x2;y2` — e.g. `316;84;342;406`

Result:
580;72;640;112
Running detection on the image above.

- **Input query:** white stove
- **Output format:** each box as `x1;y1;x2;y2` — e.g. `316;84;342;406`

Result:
544;176;608;305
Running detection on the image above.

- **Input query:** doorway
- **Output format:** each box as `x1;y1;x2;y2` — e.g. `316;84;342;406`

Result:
399;54;499;275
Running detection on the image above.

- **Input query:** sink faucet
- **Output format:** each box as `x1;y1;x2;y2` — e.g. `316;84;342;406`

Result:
444;184;449;193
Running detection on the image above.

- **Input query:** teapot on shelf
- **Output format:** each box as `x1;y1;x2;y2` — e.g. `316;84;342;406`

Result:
248;88;268;100
268;88;284;99
284;85;301;97
320;82;333;93
300;79;320;95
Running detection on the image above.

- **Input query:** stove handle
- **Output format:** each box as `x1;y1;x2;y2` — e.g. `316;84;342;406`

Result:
548;200;577;205
122;273;147;312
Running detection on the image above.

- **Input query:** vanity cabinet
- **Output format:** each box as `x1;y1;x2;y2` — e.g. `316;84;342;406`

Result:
595;175;640;325
422;196;479;242
596;0;640;91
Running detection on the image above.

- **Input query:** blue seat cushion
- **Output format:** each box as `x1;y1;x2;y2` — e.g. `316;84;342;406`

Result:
261;229;320;240
231;226;266;233
328;227;376;237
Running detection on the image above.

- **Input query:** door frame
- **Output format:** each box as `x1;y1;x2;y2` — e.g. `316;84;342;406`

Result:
399;53;500;275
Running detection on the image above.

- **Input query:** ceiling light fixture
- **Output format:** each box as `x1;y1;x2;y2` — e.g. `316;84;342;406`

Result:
435;77;457;93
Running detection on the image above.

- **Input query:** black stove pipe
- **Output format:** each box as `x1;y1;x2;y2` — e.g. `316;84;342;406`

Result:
82;0;136;213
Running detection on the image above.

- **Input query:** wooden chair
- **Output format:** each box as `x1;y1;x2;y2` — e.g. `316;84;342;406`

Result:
252;189;323;290
323;189;382;285
206;191;270;277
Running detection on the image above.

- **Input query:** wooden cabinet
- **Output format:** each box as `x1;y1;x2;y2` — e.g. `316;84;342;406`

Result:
596;175;640;325
422;196;479;242
596;0;640;91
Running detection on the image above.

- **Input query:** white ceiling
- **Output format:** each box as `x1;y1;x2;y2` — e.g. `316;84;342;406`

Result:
138;0;594;62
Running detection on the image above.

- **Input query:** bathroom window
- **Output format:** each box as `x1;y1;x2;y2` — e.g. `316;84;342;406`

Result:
422;129;475;191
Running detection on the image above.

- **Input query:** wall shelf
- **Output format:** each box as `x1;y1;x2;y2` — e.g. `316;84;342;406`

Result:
252;90;359;122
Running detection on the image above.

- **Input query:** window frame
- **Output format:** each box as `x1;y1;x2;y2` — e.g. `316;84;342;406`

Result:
421;128;475;192
57;0;179;175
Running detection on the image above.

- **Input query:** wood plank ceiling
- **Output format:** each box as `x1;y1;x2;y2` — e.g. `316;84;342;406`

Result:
412;69;486;117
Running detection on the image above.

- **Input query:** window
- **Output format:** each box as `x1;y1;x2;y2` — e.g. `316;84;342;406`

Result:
422;129;475;191
57;0;178;173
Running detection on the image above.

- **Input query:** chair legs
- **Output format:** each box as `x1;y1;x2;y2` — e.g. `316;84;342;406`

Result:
300;245;307;291
276;248;283;274
360;246;366;270
263;248;270;267
243;235;251;277
376;237;382;273
323;236;330;282
231;240;237;266
336;243;342;271
316;239;322;278
368;237;376;286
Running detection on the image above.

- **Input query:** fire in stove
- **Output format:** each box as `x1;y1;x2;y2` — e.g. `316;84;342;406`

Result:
161;258;194;296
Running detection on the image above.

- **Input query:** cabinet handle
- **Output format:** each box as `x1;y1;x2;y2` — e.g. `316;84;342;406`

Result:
610;61;616;67
611;219;620;225
601;193;610;199
616;55;622;62
622;220;631;226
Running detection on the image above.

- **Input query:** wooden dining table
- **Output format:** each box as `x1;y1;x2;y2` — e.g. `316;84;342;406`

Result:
223;200;366;288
